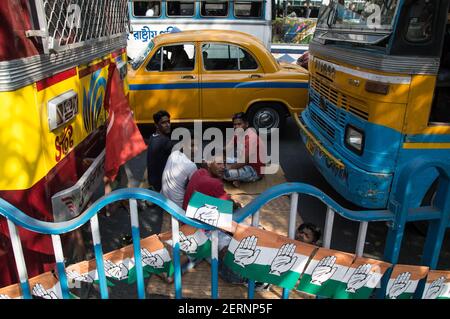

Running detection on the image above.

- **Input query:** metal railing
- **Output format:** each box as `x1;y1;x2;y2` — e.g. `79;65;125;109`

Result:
1;175;449;299
32;0;129;53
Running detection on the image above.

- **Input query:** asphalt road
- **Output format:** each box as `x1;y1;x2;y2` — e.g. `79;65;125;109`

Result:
75;117;449;298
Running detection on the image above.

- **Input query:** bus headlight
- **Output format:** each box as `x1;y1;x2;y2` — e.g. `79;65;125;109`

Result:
345;125;364;155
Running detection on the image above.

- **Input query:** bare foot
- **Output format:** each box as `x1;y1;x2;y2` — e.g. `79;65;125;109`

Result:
232;180;241;188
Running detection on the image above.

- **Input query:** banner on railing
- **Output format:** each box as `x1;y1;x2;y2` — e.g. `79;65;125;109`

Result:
160;225;212;260
422;270;450;299
385;265;429;299
224;224;317;290
296;248;355;298
333;257;392;299
186;192;234;232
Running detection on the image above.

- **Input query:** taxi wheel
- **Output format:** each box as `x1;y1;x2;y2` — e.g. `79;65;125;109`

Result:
248;106;284;132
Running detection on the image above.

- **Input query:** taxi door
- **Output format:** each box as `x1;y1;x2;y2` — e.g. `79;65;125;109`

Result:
130;43;200;122
200;42;265;120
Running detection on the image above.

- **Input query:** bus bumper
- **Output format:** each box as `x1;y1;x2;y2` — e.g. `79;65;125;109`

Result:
295;113;393;209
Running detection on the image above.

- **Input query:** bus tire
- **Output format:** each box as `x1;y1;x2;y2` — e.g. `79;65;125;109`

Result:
247;104;286;132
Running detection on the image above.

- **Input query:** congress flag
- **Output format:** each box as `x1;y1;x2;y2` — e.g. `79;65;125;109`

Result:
385;264;429;299
422;270;450;299
333;257;392;299
296;248;355;298
224;224;317;289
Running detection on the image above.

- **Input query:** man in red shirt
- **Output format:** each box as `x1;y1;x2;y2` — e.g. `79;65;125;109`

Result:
223;112;266;187
183;160;232;210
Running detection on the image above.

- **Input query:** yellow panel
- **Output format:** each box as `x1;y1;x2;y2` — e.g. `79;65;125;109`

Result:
0;86;47;190
403;75;437;134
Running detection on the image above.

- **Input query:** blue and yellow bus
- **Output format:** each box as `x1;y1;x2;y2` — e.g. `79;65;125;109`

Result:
298;0;450;211
127;0;273;59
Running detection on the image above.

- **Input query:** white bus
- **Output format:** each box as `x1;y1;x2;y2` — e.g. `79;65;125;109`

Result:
127;0;272;60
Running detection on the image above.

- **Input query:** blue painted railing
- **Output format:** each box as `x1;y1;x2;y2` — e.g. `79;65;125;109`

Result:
1;174;449;299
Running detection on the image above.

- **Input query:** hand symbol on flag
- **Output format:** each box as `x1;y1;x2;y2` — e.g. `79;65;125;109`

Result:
345;264;372;293
0;294;11;299
233;236;261;267
66;270;94;283
194;204;220;227
424;276;446;299
179;232;198;254
32;283;58;299
388;272;411;299
104;260;129;281
269;243;298;276
141;248;164;268
311;256;338;286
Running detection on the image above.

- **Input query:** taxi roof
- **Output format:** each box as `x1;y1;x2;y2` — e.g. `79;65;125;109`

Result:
153;29;266;49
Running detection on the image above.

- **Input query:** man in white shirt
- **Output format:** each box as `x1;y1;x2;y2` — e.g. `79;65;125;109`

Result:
161;136;198;208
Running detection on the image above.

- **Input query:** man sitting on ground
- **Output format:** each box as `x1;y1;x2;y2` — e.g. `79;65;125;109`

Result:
223;112;265;188
147;110;176;192
161;132;198;208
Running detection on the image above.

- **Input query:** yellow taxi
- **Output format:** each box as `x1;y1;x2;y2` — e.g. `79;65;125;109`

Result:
128;30;309;129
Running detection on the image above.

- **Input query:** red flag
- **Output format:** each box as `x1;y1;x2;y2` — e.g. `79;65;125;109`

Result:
104;63;147;182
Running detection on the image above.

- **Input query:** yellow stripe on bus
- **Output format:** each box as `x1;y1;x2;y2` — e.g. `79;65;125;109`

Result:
403;143;450;149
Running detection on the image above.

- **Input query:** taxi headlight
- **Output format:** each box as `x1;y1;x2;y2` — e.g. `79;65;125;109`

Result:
345;125;364;155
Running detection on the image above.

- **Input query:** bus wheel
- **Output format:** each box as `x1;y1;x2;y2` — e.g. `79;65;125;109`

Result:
248;106;284;132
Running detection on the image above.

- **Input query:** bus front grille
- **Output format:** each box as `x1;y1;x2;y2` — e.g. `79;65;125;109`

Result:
311;75;369;121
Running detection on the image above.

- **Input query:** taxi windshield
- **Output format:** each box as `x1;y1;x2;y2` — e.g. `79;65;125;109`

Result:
131;40;155;70
316;0;400;43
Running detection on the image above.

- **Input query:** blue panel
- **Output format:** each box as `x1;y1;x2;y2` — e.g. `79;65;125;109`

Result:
300;111;394;209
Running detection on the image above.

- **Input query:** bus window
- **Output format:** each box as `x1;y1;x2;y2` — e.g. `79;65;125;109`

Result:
405;1;434;43
201;1;229;17
133;1;162;17
234;0;263;18
167;1;195;16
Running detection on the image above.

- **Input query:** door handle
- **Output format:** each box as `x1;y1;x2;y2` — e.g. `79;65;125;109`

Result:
249;74;262;79
181;75;195;79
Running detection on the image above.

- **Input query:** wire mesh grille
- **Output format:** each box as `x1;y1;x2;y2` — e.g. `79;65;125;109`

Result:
40;0;128;51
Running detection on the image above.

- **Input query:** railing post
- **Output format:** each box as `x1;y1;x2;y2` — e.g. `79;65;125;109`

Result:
51;234;70;299
171;217;183;299
211;230;219;299
323;207;335;249
129;199;145;299
6;220;32;299
288;193;299;238
248;210;260;299
89;215;109;299
355;222;368;257
284;192;299;300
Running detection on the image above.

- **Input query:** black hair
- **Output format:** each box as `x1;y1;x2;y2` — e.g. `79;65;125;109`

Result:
232;112;248;123
297;223;321;243
153;110;170;124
